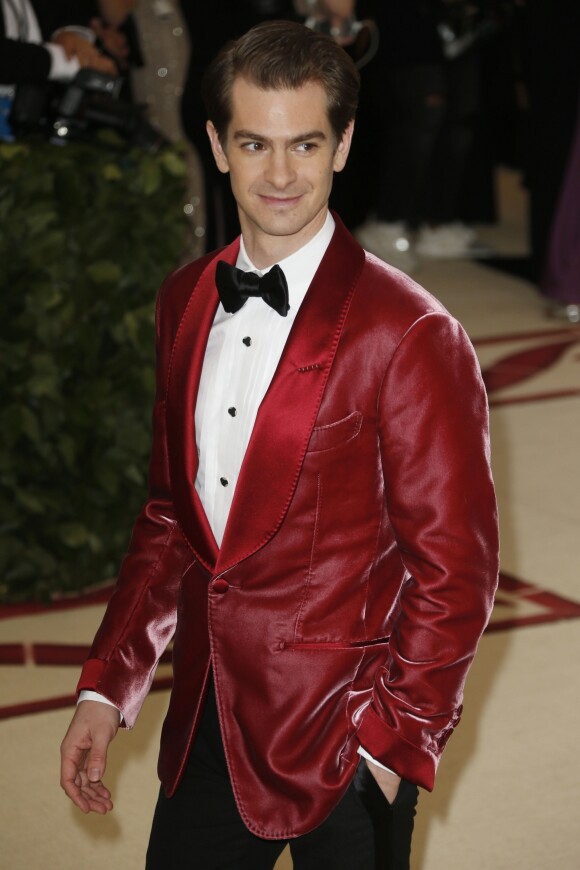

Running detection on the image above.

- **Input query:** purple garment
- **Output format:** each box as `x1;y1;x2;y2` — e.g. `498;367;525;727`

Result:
541;99;580;304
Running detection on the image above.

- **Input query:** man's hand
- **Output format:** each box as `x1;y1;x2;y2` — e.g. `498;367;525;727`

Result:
295;0;355;17
52;31;118;76
365;760;402;805
60;700;120;814
295;1;357;44
90;17;130;68
319;0;355;18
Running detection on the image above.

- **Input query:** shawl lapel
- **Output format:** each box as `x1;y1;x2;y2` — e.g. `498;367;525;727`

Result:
215;218;365;575
165;238;240;572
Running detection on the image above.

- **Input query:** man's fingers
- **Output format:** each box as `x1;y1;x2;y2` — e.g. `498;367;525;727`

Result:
77;772;114;812
60;763;91;813
86;751;106;783
60;701;119;813
85;726;113;782
61;767;113;814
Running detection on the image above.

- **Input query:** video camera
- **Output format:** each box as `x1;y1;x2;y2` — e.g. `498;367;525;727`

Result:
10;68;167;153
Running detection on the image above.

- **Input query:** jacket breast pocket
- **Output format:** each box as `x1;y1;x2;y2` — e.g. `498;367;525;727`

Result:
306;411;363;454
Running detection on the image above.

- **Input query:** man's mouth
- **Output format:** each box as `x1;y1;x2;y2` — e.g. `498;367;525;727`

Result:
257;194;303;208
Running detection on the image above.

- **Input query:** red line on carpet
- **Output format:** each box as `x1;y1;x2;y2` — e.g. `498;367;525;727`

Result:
0;675;174;721
482;339;578;392
0;586;113;620
487;571;580;632
488;388;580;407
473;326;580;347
0;643;173;667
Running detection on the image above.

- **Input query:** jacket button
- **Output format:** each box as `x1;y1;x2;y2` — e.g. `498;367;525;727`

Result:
212;579;229;594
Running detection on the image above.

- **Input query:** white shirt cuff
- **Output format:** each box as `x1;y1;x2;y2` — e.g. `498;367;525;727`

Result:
52;26;95;44
357;744;397;775
78;690;123;723
45;43;81;82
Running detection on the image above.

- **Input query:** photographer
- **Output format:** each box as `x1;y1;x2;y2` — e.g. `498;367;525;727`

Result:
59;1;140;76
1;2;146;142
0;0;116;85
1;0;116;137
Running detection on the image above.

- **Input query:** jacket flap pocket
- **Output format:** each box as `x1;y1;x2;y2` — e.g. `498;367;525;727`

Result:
307;411;363;453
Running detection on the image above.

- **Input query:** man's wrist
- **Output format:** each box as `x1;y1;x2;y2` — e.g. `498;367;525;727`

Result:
78;690;123;723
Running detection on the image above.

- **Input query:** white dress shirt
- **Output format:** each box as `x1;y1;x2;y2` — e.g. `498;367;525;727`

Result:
195;211;335;546
81;211;394;775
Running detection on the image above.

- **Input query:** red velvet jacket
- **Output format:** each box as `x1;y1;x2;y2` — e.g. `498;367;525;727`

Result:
77;216;499;838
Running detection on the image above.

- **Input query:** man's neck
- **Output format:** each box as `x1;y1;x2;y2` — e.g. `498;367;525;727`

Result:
239;209;329;269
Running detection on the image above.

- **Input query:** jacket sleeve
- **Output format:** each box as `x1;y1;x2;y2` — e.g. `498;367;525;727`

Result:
357;312;499;790
76;277;195;727
0;39;51;85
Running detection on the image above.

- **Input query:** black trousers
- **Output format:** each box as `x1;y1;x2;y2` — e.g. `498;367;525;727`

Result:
146;682;418;870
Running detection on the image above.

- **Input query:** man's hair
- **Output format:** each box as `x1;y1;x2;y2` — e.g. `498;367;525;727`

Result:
201;20;360;143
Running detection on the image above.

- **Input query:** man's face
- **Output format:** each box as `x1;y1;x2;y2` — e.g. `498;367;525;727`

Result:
207;77;353;259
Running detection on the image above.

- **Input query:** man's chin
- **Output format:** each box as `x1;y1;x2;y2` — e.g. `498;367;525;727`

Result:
239;198;328;243
252;213;309;238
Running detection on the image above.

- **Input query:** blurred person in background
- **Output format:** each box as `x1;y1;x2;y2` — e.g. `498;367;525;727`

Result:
78;0;139;76
0;0;116;86
0;0;134;140
517;0;580;298
540;90;580;324
353;0;505;271
53;0;141;93
350;0;446;270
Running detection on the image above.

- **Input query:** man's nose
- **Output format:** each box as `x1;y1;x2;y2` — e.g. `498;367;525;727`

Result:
264;151;297;189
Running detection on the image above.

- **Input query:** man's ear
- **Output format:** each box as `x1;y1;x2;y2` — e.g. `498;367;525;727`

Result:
333;120;355;174
206;121;230;174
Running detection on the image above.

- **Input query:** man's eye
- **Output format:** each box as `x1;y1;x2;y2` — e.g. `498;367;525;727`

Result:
296;142;317;153
243;142;264;152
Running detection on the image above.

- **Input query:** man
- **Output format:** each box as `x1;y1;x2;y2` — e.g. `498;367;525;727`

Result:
60;20;499;870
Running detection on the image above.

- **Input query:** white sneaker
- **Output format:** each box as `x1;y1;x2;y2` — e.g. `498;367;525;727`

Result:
355;220;417;272
444;222;477;244
547;303;580;323
416;223;484;258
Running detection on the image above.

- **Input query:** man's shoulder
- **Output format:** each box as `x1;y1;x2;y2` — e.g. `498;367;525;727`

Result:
331;216;448;323
357;249;451;324
156;246;223;320
150;247;225;348
161;247;221;293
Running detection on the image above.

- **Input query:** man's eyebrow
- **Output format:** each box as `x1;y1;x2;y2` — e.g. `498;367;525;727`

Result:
232;129;328;144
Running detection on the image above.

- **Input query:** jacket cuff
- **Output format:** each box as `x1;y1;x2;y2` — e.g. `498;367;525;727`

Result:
75;656;150;728
356;704;438;791
76;657;107;696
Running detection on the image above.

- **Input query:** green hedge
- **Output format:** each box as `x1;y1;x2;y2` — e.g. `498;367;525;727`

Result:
0;137;190;602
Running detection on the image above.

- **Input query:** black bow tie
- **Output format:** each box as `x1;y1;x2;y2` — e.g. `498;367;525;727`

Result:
215;260;290;317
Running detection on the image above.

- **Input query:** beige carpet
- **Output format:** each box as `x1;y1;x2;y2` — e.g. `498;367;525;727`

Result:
2;170;579;869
